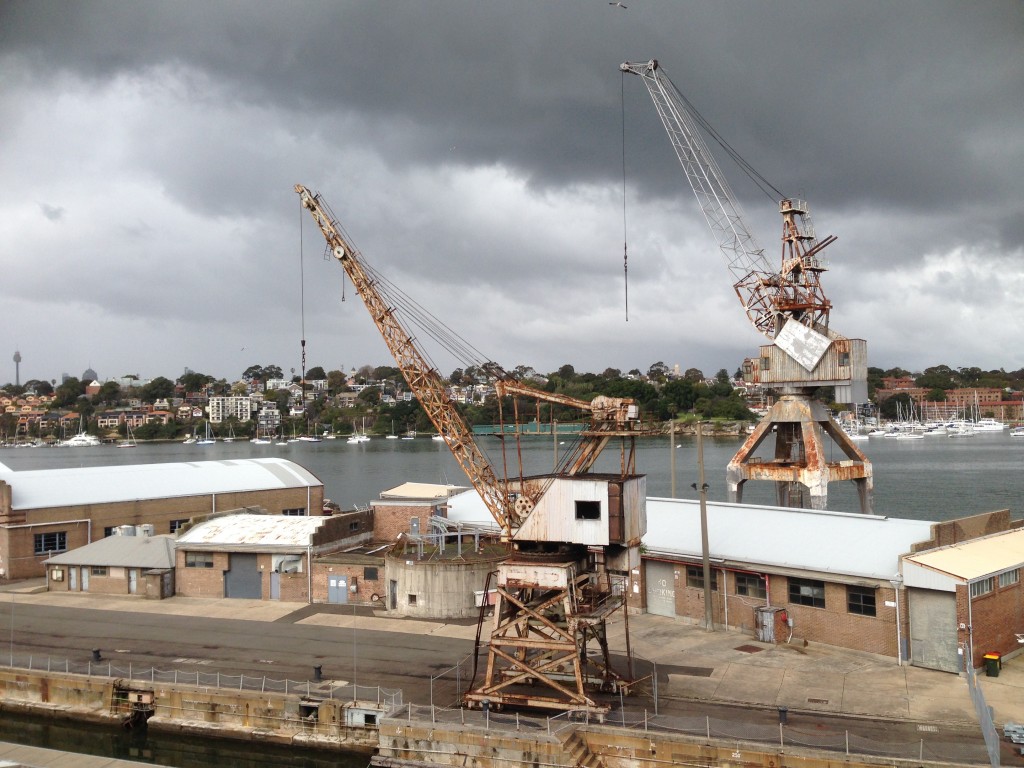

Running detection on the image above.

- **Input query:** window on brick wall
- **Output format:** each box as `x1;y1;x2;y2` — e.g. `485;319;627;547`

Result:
169;519;187;533
788;577;825;608
685;566;718;591
735;573;766;599
282;508;307;516
998;569;1019;588
847;586;876;616
91;566;108;577
185;552;214;568
970;577;994;598
363;566;379;581
34;531;66;555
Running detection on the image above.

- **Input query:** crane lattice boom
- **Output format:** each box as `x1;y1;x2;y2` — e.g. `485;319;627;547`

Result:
620;59;833;340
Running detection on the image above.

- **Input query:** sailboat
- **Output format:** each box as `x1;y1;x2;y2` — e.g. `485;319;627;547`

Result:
251;424;273;445
195;422;217;445
347;417;371;444
118;422;138;448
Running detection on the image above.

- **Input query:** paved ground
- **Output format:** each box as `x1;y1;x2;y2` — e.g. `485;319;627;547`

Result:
3;580;1023;762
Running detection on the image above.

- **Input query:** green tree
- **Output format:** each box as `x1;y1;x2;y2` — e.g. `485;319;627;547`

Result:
53;377;85;408
141;376;175;402
178;371;213;393
92;381;122;405
306;366;327;380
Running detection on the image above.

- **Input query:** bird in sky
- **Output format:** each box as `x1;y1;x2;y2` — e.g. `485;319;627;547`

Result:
609;1;627;7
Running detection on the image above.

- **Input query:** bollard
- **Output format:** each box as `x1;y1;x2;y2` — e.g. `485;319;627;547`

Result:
313;664;323;682
92;648;102;662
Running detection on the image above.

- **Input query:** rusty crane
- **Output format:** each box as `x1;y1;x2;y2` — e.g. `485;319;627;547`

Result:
620;59;872;513
296;184;653;718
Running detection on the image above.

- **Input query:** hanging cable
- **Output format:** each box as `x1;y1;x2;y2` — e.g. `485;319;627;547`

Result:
620;70;629;321
661;71;784;204
298;194;307;403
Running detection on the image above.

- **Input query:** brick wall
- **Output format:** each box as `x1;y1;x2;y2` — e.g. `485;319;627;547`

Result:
175;550;230;597
961;579;1024;668
651;564;898;658
311;561;386;605
1;484;324;581
912;510;1012;551
371;501;441;543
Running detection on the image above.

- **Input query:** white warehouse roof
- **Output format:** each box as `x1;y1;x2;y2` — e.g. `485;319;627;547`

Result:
905;527;1024;584
177;513;328;548
0;458;322;511
444;490;936;582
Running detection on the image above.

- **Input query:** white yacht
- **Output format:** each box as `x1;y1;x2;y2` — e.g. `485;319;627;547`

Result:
61;431;101;447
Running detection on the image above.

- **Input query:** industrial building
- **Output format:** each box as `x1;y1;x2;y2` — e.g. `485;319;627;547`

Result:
445;490;1024;673
0;458;325;581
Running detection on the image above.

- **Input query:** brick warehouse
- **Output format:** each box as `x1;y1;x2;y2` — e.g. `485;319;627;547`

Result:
0;458;325;580
445;490;1024;673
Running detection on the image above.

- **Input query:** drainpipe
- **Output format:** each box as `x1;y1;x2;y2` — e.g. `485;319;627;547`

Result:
966;582;974;672
307;544;312;605
720;567;728;628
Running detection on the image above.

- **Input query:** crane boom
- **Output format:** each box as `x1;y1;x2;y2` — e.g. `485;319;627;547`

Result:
620;59;834;350
296;184;519;538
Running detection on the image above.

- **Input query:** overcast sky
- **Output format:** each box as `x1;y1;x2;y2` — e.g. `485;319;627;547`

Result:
2;1;1022;387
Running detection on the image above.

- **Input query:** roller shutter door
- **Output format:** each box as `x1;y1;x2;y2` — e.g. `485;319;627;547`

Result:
908;587;959;673
224;553;262;599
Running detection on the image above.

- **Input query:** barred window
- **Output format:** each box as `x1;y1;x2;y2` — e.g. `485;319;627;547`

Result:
185;552;214;569
91;566;108;577
363;566;379;582
685;566;718;591
847;586;876;616
788;577;825;608
735;573;766;599
34;531;67;555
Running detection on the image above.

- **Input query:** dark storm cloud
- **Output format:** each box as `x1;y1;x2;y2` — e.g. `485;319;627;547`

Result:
1;0;1021;381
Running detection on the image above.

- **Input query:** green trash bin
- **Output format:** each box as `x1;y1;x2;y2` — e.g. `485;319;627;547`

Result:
984;653;1001;677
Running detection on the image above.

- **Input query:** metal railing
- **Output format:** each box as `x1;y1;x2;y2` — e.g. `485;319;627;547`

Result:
2;653;402;709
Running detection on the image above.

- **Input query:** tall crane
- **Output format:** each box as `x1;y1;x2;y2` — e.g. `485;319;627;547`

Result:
620;60;872;512
296;184;647;717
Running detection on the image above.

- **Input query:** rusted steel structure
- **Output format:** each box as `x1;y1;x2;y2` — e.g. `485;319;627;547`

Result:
621;60;872;512
296;184;647;718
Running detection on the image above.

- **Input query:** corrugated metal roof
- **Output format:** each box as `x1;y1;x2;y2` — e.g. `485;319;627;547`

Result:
905;528;1024;582
0;458;322;510
44;534;176;569
176;513;327;548
445;490;935;581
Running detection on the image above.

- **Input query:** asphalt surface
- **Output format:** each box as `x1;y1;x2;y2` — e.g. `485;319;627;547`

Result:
2;581;1022;765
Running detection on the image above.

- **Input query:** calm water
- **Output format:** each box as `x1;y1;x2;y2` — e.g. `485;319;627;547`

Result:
0;709;367;767
2;429;1023;522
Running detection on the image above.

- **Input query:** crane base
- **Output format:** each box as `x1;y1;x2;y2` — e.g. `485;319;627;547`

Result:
727;394;873;512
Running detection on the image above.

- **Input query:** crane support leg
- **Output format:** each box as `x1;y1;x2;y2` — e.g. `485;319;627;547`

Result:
726;394;873;513
463;560;631;719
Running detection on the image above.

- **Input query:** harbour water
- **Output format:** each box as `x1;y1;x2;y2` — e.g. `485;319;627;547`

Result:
1;429;1022;523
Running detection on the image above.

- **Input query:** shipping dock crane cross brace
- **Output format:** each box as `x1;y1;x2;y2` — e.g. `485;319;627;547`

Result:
296;184;653;718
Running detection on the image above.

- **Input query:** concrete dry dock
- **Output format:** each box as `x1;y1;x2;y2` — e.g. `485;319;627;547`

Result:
0;741;166;767
1;583;1023;766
